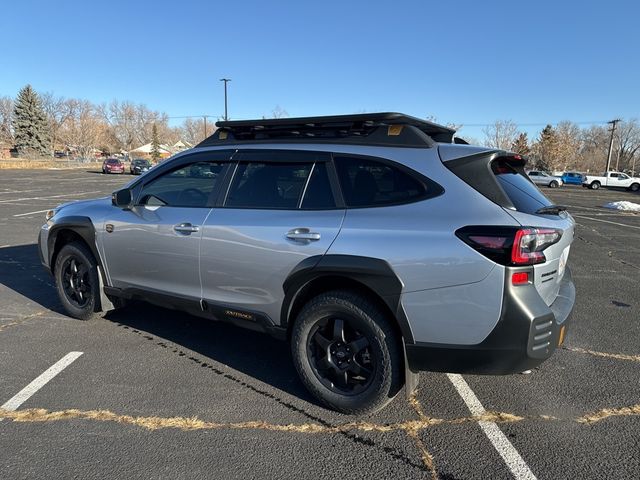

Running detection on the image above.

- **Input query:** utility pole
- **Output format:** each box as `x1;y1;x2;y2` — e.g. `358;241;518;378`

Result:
203;115;208;140
219;78;231;121
605;119;621;173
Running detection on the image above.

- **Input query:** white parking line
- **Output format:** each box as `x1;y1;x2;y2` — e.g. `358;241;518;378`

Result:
574;215;640;230
447;373;537;480
13;209;50;217
0;352;83;412
0;191;101;204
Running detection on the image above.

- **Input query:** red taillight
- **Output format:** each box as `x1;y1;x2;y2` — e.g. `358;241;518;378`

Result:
468;235;509;250
511;272;529;285
511;228;561;265
457;226;562;266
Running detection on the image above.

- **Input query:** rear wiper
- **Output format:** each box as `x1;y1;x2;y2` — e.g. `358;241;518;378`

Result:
536;205;568;215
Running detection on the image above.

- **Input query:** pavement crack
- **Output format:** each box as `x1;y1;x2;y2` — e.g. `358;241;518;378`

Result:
0;310;46;333
407;391;440;479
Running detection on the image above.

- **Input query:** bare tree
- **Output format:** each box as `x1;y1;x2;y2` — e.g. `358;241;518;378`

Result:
100;100;139;153
271;106;289;119
40;92;73;154
482;120;519;150
180;117;215;145
614;119;640;172
554;121;582;171
60;100;105;159
0;96;13;145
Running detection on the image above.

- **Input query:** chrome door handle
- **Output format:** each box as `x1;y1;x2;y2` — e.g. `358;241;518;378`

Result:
286;228;321;241
174;223;199;234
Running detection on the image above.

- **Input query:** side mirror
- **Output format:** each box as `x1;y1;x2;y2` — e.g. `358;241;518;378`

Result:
112;188;132;209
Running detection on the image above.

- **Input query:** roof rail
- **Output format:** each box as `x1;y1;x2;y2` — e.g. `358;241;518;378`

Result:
196;112;457;148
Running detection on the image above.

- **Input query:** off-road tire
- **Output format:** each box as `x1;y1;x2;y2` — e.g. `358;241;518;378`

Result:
54;241;100;320
291;291;403;415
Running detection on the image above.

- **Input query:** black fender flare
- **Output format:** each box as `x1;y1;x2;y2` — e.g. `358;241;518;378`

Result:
47;216;114;312
48;216;101;268
281;254;415;344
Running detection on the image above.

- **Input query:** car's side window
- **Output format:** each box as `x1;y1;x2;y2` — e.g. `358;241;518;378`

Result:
300;162;336;209
333;155;427;207
225;162;313;209
138;161;225;207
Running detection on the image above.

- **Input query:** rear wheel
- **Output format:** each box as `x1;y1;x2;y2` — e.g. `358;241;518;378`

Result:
54;242;100;320
291;291;403;415
549;180;559;188
590;181;600;190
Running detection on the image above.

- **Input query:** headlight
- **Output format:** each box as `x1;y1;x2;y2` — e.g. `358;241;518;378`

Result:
45;209;57;221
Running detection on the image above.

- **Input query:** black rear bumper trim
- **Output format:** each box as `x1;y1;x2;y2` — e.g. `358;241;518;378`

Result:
406;266;575;374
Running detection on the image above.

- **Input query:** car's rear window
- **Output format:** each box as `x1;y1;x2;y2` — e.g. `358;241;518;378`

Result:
492;161;552;213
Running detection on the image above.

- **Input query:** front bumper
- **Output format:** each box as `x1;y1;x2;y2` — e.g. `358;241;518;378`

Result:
405;267;575;374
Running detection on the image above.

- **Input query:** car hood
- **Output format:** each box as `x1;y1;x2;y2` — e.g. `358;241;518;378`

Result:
56;196;111;213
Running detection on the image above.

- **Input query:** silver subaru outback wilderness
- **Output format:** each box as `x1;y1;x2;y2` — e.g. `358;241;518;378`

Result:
39;113;576;414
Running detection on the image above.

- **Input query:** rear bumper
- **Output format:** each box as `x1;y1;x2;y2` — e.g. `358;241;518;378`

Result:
405;266;575;374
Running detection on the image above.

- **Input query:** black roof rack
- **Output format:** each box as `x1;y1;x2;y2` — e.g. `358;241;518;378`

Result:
196;112;457;149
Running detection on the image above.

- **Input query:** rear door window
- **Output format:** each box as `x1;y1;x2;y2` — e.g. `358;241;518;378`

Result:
226;162;312;209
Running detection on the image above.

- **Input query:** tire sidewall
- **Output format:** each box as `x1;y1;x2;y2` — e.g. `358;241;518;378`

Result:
54;242;100;320
591;182;600;190
291;293;401;414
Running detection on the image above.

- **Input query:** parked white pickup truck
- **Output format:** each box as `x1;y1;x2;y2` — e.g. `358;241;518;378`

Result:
582;171;640;191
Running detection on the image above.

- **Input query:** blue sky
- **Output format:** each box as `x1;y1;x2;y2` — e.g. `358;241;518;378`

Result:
1;0;638;140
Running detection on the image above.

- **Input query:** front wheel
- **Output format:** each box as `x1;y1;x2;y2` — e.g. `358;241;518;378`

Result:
590;182;600;190
549;180;559;188
54;242;100;320
629;183;640;192
291;291;403;415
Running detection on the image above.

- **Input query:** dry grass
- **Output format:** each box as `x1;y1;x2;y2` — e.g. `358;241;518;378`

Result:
576;404;640;424
566;346;640;363
0;159;104;170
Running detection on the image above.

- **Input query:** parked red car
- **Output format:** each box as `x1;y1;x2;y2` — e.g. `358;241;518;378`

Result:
102;158;125;174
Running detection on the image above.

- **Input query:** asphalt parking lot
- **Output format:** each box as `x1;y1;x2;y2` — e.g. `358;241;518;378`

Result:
0;169;638;479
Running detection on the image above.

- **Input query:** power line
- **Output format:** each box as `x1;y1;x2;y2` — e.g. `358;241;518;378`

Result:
460;120;611;128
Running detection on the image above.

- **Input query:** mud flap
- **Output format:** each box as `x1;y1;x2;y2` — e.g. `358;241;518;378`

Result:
96;265;115;312
404;341;419;398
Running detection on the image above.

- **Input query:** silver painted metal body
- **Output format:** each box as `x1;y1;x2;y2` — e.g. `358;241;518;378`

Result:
39;141;575;348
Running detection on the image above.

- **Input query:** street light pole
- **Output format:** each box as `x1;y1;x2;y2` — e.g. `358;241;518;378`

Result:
219;78;231;121
605;119;621;174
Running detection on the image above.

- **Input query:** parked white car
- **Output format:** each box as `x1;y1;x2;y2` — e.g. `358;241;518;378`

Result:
582;171;640;191
527;170;563;188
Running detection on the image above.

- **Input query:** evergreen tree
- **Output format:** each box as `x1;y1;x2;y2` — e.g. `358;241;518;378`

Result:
150;123;161;162
511;132;530;156
12;85;50;156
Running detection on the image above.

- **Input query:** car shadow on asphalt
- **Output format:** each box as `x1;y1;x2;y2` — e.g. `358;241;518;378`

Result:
0;244;65;313
0;244;319;406
103;301;320;407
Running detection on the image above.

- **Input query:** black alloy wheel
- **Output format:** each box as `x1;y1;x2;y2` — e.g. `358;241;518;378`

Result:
61;256;91;308
54;242;100;320
307;317;376;395
291;291;403;414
